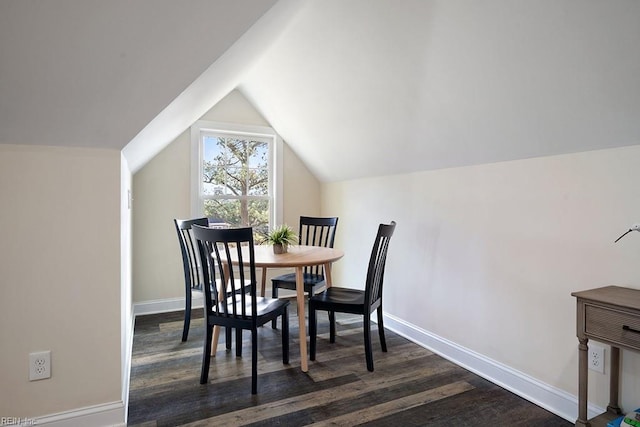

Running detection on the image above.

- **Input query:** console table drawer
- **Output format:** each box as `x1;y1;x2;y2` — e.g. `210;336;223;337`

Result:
585;304;640;351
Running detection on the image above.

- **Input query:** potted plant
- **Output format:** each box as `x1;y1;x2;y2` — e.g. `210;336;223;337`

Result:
264;224;297;254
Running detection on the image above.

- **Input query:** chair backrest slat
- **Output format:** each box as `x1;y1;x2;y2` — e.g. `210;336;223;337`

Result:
174;218;209;291
298;216;339;276
364;221;396;306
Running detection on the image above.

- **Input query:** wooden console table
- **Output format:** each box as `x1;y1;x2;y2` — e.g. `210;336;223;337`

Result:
572;286;640;426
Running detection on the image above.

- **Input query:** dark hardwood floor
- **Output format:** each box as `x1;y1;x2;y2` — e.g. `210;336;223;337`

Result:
128;301;572;426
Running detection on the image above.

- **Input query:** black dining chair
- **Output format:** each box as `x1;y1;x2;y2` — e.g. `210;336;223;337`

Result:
309;221;396;372
192;225;290;394
175;218;250;346
271;216;338;328
174;217;209;342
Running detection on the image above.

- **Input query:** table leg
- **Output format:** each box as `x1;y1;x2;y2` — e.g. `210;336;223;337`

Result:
324;262;335;342
211;324;221;357
295;266;308;372
323;262;333;288
576;337;589;426
211;264;230;357
260;267;267;297
608;346;622;415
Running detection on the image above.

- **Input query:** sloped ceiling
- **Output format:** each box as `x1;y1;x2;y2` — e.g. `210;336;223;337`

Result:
2;1;639;182
0;0;277;150
240;0;640;182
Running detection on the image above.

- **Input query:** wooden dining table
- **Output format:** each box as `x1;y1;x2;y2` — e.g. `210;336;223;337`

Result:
211;244;344;372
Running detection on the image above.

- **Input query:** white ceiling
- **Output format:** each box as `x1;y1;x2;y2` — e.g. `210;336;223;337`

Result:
241;0;640;181
2;1;640;182
0;0;277;149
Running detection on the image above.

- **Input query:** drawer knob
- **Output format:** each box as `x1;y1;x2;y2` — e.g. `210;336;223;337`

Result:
622;325;640;334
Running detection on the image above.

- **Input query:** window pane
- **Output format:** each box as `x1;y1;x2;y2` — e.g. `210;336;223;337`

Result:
203;136;224;163
224;167;244;195
204;198;270;234
248;167;268;196
202;136;268;197
247;141;268;168
202;180;225;196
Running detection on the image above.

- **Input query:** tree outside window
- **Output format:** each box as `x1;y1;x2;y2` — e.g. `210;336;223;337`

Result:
201;134;271;236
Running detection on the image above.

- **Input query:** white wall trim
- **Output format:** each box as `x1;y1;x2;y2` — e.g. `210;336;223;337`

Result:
382;312;605;424
32;401;125;427
133;295;203;317
121;306;135;424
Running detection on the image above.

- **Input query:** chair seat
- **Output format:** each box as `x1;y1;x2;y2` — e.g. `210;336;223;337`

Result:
309;287;367;314
213;297;290;320
271;272;326;329
272;272;325;290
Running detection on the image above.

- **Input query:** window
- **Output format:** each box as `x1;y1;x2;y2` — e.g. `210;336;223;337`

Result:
191;121;283;236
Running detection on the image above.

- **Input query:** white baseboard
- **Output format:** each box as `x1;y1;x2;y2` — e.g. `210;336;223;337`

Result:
382;312;605;424
133;295;203;317
32;401;125;427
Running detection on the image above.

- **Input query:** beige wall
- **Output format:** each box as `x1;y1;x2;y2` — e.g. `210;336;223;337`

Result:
0;144;123;418
322;145;640;414
132;90;321;304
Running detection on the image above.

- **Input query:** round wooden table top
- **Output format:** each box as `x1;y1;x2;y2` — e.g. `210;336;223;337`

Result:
247;244;344;268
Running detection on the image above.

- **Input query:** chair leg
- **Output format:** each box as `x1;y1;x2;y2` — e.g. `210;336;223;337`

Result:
251;328;258;394
329;311;336;343
363;314;374;372
182;290;192;342
309;304;317;361
271;283;279;329
200;325;213;384
225;327;232;350
282;307;289;364
307;289;313;323
307;288;328;328
377;307;387;352
236;329;243;357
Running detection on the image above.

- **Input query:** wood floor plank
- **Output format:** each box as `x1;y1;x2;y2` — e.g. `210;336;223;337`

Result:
179;367;466;426
309;381;475;426
128;308;572;427
306;343;435;383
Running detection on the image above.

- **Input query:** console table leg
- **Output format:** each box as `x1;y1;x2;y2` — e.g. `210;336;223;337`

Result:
576;338;590;426
607;346;622;415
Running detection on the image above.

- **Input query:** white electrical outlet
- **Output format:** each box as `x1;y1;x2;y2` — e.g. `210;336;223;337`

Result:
29;350;51;381
588;344;605;374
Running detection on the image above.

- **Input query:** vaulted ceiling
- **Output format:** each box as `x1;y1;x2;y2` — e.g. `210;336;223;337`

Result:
2;0;639;182
0;0;278;153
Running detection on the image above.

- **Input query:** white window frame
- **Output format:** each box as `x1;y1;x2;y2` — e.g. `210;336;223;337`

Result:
190;120;283;228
